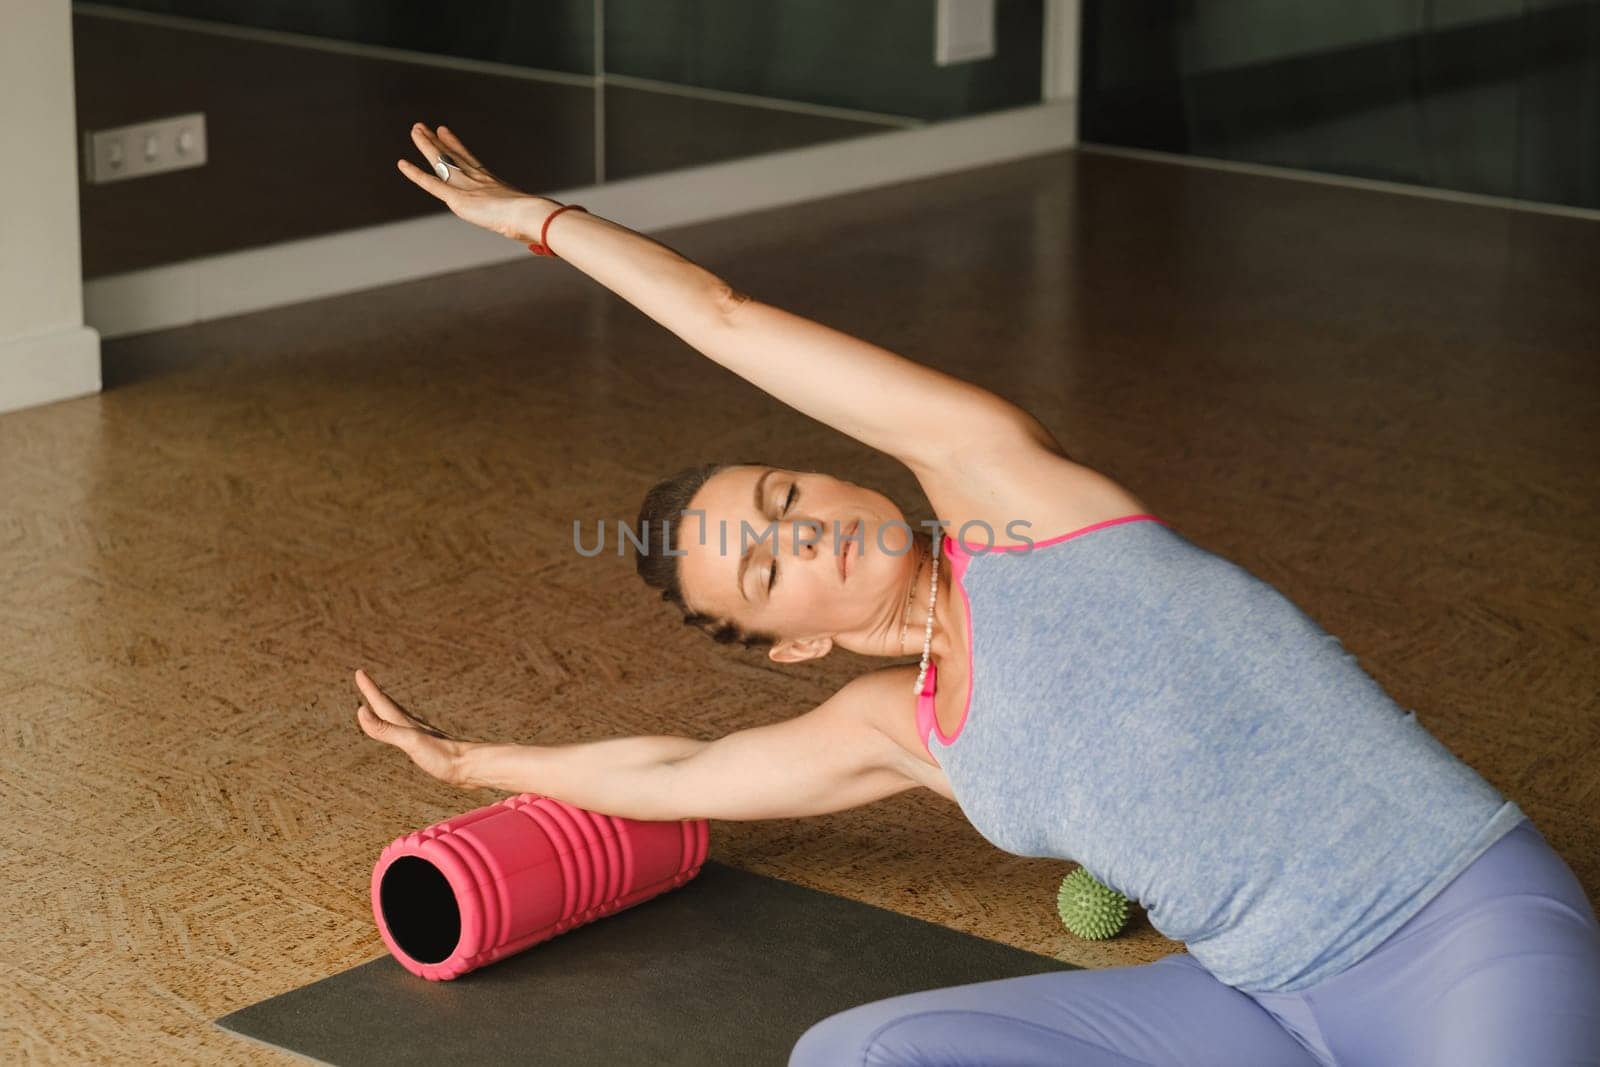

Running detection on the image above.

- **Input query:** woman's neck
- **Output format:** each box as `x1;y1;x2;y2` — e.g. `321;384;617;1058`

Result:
903;532;959;669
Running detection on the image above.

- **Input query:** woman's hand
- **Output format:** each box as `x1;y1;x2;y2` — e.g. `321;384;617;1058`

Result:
395;123;548;243
354;668;475;788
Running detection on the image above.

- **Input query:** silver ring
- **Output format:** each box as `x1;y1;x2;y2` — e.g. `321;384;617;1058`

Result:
433;152;457;182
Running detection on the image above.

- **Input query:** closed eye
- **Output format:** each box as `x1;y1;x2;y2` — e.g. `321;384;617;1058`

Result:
768;483;798;593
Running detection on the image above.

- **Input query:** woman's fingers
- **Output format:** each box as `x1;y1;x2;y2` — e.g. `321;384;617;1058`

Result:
409;122;442;163
355;697;436;754
395;122;529;240
396;157;455;203
353;669;467;741
435;125;485;170
399;124;468;196
355;702;466;786
410;122;482;180
355;669;425;729
414;121;484;173
354;668;410;726
356;702;410;747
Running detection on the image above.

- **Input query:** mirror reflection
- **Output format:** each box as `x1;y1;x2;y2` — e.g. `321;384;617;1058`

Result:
73;1;1048;277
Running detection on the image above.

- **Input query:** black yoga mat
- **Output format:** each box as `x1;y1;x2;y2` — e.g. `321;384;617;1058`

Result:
216;859;1079;1065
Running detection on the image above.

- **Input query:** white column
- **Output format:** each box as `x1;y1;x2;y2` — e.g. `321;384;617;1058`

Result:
1042;0;1081;105
0;0;101;417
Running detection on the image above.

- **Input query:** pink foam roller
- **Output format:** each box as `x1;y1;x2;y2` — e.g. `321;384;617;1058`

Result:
371;793;710;981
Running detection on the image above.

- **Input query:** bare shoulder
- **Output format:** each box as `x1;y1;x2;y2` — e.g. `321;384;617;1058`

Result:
911;434;1153;547
836;665;956;801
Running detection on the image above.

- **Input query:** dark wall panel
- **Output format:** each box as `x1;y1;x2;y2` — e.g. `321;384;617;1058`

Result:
86;0;599;74
1081;1;1600;211
604;0;1043;120
93;1;1045;120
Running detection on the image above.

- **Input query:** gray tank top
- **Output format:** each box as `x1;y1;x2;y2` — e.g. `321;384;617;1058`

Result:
920;514;1524;993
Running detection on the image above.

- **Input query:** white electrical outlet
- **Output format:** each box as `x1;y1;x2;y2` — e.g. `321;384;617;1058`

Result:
84;112;207;184
936;0;996;65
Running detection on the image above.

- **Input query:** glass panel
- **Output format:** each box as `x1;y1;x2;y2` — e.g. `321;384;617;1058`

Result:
73;1;1050;276
73;1;600;278
1080;0;1600;211
600;0;1044;182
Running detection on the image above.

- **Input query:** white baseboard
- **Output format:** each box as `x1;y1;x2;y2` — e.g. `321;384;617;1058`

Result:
0;325;103;416
84;98;1078;341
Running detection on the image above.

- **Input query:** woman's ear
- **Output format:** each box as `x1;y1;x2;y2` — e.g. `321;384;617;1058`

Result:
768;635;833;664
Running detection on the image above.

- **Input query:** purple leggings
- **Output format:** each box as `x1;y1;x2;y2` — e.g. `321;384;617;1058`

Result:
789;820;1600;1066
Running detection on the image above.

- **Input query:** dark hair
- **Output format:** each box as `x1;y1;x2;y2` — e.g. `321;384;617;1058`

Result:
634;460;779;650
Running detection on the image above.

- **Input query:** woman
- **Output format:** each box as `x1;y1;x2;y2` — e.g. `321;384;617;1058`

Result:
356;124;1600;1065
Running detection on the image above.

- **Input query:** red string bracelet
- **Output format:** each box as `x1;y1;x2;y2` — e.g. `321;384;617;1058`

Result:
527;204;588;257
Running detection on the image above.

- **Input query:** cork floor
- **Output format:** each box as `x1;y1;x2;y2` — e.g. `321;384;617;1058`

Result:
3;147;1597;1062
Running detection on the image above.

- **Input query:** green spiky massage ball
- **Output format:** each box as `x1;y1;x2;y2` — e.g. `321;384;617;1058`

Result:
1057;867;1130;940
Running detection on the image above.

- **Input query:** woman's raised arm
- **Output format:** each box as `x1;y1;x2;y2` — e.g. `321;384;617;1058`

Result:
526;196;1062;473
397;123;1061;474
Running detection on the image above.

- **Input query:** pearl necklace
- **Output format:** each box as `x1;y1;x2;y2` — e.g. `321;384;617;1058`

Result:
911;537;941;695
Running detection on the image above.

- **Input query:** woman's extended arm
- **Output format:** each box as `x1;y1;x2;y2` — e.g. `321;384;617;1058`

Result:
522;196;1061;473
395;124;1060;473
456;666;921;821
458;734;706;820
356;664;922;822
